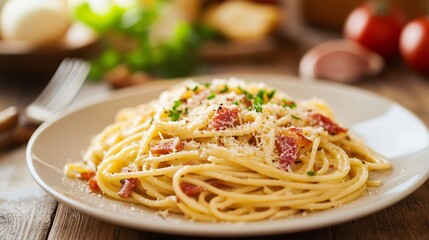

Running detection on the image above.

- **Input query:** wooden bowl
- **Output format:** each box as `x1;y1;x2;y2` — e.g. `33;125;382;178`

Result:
200;37;278;62
0;24;101;77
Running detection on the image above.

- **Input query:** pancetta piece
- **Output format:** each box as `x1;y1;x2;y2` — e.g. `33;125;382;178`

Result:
151;137;185;156
118;178;138;198
310;113;347;135
276;135;298;170
208;106;240;130
180;182;204;196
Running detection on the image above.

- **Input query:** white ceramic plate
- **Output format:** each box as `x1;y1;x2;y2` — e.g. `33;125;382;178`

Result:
27;74;429;237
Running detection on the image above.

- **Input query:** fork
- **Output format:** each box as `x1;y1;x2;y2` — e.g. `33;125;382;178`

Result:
0;58;90;149
24;58;90;124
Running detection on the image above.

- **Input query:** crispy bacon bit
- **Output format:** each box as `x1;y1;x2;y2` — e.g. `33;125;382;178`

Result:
180;182;204;196
118;178;138;198
314;165;322;172
210;181;228;189
275;135;298;170
150;137;185;156
310;113;347;135
326;164;336;174
287;127;312;147
276;128;313;171
208;106;240;130
88;176;100;192
240;96;253;107
79;171;95;180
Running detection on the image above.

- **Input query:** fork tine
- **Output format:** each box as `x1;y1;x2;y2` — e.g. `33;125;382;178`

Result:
43;60;90;112
42;60;81;102
30;58;73;106
25;58;90;123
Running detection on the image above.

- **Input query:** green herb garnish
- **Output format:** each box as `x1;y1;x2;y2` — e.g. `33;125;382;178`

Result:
282;98;297;109
245;92;253;100
169;99;184;121
267;90;276;100
256;90;265;100
238;86;253;100
253;90;265;113
220;85;229;93
234;100;239;106
207;93;216;100
168;110;182;121
289;102;297;109
291;114;301;120
172;99;181;110
306;171;316;176
192;86;199;92
254;102;263;113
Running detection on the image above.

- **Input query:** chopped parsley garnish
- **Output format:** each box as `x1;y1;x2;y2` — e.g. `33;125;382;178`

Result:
256;90;265;100
306;171;316;176
267;90;276;100
192;86;199;92
254;102;263;113
238;86;253;100
207;93;216;100
234;100;239;105
172;99;181;110
282;98;297;109
220;85;229;93
236;87;274;113
184;108;189;114
253;90;265;113
168;99;185;121
168;110;182;121
289;102;297;109
291;114;301;120
203;82;211;88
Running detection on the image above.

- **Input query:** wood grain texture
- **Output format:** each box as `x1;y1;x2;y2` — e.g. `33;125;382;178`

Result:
0;146;57;240
49;192;429;240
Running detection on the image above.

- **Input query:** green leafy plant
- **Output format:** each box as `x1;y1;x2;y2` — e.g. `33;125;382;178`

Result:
72;0;204;80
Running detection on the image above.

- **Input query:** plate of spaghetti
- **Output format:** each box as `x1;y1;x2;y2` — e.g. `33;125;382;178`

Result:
27;75;429;236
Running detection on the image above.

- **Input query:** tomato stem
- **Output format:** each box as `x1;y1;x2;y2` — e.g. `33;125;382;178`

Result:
373;0;390;16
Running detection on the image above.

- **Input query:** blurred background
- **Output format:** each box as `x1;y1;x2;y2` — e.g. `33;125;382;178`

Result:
0;0;427;87
1;1;429;237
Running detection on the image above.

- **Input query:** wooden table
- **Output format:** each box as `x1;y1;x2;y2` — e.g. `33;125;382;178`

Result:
1;42;428;240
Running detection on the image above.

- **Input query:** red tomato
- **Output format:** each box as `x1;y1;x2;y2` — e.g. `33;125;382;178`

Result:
400;16;429;75
344;2;405;60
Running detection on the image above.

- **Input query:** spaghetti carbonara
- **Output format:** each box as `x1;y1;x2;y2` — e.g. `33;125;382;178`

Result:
65;78;391;222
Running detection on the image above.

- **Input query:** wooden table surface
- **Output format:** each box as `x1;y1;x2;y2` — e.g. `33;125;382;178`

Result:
1;40;428;240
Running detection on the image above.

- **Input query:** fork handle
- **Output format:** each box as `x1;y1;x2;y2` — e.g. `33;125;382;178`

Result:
0;124;37;150
0;106;19;133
